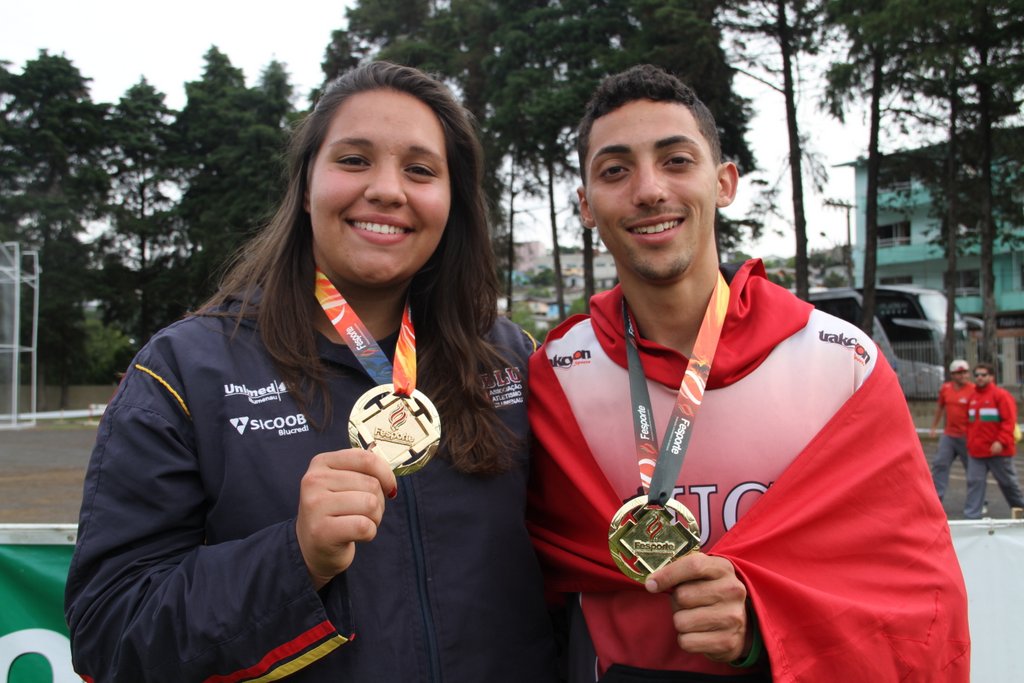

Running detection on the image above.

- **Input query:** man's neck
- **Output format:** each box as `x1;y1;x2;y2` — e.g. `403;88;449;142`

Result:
620;266;719;357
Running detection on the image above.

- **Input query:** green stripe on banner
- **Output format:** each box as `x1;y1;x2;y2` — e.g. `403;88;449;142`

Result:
0;544;76;682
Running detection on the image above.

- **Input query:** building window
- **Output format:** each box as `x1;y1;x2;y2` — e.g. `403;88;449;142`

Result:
878;168;913;194
878;221;911;248
1017;337;1024;385
880;276;913;285
953;269;980;297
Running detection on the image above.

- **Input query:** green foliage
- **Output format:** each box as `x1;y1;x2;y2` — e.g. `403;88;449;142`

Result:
76;316;137;384
567;295;589;316
4;2;1019;401
808;245;843;270
0;51;109;394
329;0;759;254
824;0;1024;252
1;49;299;402
508;302;545;341
95;78;180;345
823;270;849;287
530;268;556;286
171;48;293;312
766;268;795;289
730;250;753;263
628;0;756;174
721;0;828;296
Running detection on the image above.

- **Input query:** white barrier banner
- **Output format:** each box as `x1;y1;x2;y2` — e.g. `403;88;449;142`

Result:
2;522;1023;681
950;519;1024;683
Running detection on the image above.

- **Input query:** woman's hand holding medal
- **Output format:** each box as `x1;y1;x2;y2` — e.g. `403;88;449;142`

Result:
296;447;398;590
299;271;441;590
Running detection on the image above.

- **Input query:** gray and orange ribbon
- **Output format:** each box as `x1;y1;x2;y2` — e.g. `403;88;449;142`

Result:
623;272;730;507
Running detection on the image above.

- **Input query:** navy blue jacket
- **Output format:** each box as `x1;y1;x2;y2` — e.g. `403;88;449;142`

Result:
65;310;558;682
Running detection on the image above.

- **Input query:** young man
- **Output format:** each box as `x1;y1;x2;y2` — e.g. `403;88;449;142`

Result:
929;359;974;502
527;65;969;682
965;362;1024;518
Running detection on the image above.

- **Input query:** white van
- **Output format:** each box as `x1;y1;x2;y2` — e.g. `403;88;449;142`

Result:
807;285;969;398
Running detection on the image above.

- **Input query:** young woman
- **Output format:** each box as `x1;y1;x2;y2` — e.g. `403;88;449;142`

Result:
65;62;558;682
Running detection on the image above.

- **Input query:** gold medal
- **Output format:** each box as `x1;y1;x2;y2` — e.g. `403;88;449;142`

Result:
608;495;700;582
348;383;441;476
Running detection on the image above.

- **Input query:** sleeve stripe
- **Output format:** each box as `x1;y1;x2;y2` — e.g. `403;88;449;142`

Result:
245;637;347;682
134;363;191;418
523;328;539;352
202;621;349;683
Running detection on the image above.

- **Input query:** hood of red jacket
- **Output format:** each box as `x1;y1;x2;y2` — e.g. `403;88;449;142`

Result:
585;259;812;389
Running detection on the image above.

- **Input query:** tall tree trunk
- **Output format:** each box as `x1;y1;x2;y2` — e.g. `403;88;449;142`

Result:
777;0;808;300
506;159;517;316
943;74;960;370
976;5;997;367
978;71;997;366
547;158;565;320
860;52;884;336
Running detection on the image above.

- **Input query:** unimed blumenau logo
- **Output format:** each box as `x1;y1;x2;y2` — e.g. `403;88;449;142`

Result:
223;379;288;405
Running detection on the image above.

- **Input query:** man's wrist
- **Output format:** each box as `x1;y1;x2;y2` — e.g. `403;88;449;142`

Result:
729;603;763;668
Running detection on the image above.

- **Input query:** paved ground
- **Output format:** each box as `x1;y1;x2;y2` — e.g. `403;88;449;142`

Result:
0;422;1020;523
939;445;1018;520
0;421;99;523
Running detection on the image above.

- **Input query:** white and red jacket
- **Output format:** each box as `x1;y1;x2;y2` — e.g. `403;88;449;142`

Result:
527;260;969;682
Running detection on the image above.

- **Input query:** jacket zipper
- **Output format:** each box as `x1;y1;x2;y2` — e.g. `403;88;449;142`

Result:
403;476;442;682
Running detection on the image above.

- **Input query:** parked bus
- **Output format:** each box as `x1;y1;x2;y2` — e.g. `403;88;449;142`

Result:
808;285;969;398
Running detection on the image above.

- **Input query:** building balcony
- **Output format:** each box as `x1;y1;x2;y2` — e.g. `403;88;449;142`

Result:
875;242;943;267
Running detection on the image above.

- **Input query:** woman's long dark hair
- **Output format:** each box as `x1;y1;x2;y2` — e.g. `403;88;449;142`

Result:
200;62;511;474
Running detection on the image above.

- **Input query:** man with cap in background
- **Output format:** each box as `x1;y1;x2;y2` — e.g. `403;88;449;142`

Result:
929;359;974;506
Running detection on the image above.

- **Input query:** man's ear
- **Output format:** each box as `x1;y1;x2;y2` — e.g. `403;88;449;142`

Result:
716;162;739;209
578;185;595;228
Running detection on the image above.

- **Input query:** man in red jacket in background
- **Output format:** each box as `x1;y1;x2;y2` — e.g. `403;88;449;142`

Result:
965;362;1024;518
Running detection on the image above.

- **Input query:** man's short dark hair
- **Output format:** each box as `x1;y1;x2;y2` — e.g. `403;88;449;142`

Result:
975;362;996;376
576;64;722;183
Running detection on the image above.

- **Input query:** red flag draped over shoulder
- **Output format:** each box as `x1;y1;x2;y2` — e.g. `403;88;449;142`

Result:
527;262;970;682
715;361;969;681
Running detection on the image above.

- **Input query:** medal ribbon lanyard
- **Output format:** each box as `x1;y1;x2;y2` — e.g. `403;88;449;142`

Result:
314;268;417;397
624;272;730;507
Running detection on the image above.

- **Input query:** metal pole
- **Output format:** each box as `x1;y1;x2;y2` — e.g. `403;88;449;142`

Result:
8;243;19;428
824;199;856;286
27;249;40;427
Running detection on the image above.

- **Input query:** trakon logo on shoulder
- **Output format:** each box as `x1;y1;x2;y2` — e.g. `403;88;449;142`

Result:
550;349;592;369
818;330;871;365
230;413;309;437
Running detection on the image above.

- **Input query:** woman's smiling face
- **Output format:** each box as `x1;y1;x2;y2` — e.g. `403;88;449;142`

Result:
305;88;451;299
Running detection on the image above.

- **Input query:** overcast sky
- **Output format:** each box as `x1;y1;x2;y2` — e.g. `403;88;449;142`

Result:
3;0;868;258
